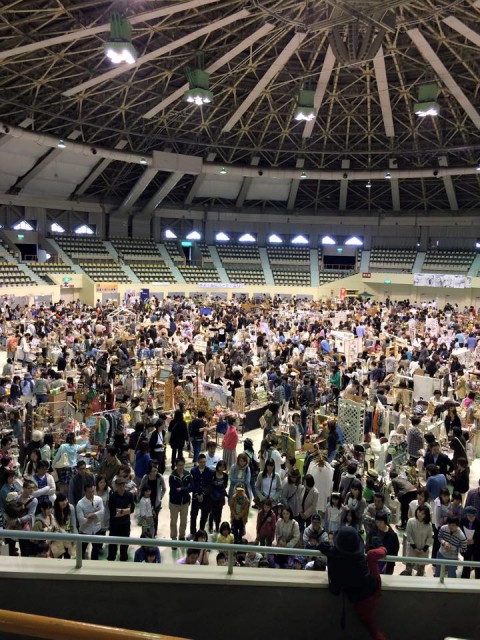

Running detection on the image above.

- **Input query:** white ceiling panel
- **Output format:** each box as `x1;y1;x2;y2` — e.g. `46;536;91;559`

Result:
246;178;290;201
22;159;98;197
197;175;243;199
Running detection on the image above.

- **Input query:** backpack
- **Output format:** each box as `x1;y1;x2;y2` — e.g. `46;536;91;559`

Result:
21;379;34;396
246;449;259;478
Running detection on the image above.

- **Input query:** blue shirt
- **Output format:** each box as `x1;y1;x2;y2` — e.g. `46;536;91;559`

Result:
426;474;447;501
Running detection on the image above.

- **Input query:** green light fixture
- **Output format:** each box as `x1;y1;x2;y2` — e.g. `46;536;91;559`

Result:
184;53;213;106
414;82;440;117
104;12;137;65
294;89;316;122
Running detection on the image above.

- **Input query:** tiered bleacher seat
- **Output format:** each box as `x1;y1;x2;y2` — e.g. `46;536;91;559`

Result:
318;269;354;284
369;248;416;271
164;242;184;263
129;263;175;283
110;237;160;260
216;244;261;264
178;265;220;283
55;235;109;259
267;246;310;265
29;263;75;277
272;270;311;286
79;262;131;282
198;244;213;262
226;267;265;284
422;249;475;273
0;263;37;286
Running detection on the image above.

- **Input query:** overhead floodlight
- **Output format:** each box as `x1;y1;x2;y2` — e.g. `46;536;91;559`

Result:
57;139;66;149
13;220;34;231
238;233;256;243
215;232;230;242
165;229;177;239
414;81;440;117
344;236;363;246
186;230;201;241
105;13;138;65
384;172;392;180
366;180;372;189
476;164;480;172
294;89;316;122
50;222;65;233
139;158;148;165
184;60;213;106
74;224;94;235
300;171;307;179
321;235;336;245
268;234;283;244
476;240;480;249
220;167;227;175
291;235;309;245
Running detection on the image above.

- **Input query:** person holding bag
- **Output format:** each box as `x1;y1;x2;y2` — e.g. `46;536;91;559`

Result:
255;459;281;507
52;432;88;493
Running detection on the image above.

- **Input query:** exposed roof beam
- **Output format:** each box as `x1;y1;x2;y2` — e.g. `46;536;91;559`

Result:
236;157;260;208
0;0;221;62
287;159;305;210
373;46;395;138
0;192;110;214
64;9;250;97
443;16;480;46
111;168;158;218
339;159;350;210
142;172;184;216
222;31;307;133
407;28;480;129
184;152;216;204
439;156;458;211
12;130;82;192
303;46;336;138
389;159;400;211
144;23;274;119
0;118;33;149
72;140;128;197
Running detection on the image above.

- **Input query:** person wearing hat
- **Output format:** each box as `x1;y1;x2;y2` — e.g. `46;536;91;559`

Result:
320;527;387;640
363;469;380;504
460;506;480;579
107;474;135;562
230;484;250;543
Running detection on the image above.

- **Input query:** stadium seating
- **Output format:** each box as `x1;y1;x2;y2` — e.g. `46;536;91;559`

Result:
226;268;265;284
267;246;310;265
0;263;37;286
272;270;311;286
55;235;109;259
178;265;220;283
216;244;261;263
369;248;416;272
110;237;160;259
79;262;131;282
422;249;475;273
129;263;175;283
29;263;75;277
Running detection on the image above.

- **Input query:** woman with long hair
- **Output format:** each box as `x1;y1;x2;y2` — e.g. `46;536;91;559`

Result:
255;458;281;506
208;460;228;534
228;452;251;500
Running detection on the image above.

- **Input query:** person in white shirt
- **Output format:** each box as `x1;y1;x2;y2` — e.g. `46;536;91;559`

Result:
205;441;221;471
76;484;105;560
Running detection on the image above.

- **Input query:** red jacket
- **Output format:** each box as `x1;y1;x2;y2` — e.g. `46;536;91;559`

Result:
256;508;276;539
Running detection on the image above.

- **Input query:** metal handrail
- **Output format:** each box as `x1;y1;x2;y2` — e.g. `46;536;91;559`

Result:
0;608;187;640
2;529;480;583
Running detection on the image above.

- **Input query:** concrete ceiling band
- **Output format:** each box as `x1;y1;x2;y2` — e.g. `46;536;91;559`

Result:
0;0;222;62
141;172;185;216
63;9;251;98
143;22;275;119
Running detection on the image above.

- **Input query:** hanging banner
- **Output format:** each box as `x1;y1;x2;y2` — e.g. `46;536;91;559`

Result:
413;273;472;288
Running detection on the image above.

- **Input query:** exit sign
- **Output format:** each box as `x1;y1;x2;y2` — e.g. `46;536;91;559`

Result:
181;241;192;247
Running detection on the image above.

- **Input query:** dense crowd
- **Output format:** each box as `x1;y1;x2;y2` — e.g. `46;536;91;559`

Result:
0;294;479;639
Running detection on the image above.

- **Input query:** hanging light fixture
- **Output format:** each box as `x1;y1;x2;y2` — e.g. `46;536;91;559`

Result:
414;82;440;117
220;167;227;175
104;13;138;65
300;171;307;179
184;52;213;106
294;89;316;122
57;139;66;149
366;180;372;189
384;172;392;180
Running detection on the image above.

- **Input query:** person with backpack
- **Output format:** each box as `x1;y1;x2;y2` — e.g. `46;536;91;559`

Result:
320;527;388;640
20;373;34;401
243;438;259;497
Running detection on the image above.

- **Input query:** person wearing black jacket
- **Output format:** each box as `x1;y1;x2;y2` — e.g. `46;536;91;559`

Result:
168;409;189;468
461;506;480;579
320;527;387;640
149;417;166;474
107;478;135;561
366;513;399;575
189;454;213;536
424;442;455;477
168;457;192;542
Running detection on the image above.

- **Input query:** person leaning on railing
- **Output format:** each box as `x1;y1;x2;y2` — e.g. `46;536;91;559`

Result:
434;517;467;579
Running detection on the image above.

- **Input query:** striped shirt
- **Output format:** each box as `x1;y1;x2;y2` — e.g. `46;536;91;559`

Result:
438;524;467;559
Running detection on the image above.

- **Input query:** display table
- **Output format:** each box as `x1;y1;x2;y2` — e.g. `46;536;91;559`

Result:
242;403;269;433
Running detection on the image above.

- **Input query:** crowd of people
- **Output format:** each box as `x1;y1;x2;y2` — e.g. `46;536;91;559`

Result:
0;293;479;637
